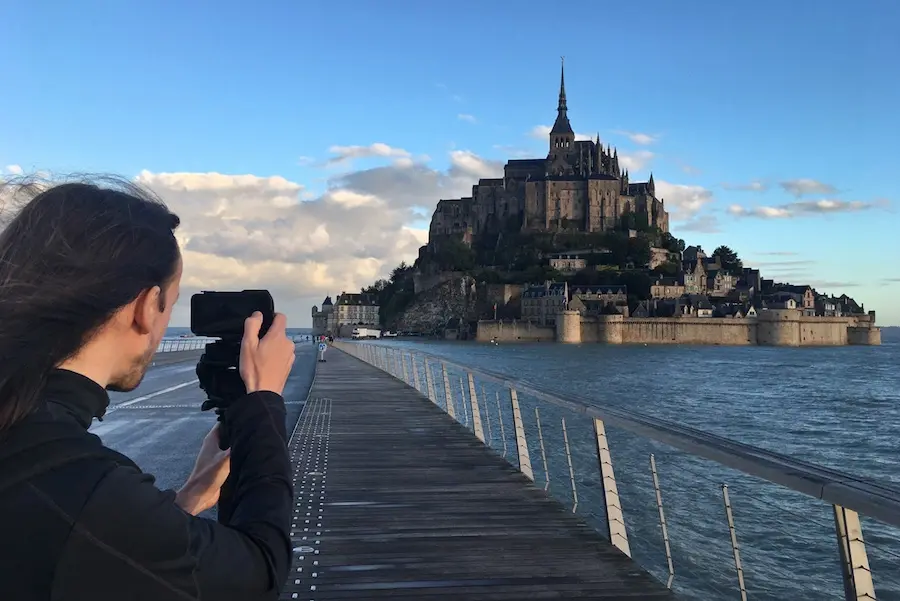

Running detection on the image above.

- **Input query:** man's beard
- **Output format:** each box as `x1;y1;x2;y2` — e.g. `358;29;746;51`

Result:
107;341;156;393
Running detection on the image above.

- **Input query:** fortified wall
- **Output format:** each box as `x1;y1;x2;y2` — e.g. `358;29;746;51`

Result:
475;320;555;342
477;309;881;346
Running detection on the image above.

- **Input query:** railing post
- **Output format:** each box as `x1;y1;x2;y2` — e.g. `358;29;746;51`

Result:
722;485;748;601
562;418;578;513
401;352;410;384
466;373;485;443
509;388;533;481
458;377;469;427
441;363;456;419
412;353;421;392
650;454;675;589
833;505;877;601
535;408;550;491
424;358;436;403
593;418;630;557
483;385;494;445
496;391;508;458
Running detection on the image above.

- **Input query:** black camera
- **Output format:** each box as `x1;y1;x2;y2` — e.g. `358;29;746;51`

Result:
190;290;275;448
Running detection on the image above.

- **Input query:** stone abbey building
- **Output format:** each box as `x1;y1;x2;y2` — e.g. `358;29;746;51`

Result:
429;62;669;247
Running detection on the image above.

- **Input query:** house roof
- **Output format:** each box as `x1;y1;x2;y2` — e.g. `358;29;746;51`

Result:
336;293;378;306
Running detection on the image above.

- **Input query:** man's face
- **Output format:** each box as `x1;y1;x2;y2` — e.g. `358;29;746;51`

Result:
108;255;183;392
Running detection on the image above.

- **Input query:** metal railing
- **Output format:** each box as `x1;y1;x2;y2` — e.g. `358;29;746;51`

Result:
155;337;216;353
333;340;900;601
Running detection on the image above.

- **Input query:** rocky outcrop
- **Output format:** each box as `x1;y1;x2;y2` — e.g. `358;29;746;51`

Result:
394;274;478;335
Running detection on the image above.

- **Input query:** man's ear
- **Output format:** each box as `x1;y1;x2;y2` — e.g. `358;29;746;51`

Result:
133;286;163;335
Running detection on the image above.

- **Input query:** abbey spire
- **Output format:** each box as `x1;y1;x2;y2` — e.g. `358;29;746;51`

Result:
549;58;575;158
550;58;574;136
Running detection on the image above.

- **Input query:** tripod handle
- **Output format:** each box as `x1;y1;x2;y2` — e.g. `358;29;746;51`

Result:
216;408;232;450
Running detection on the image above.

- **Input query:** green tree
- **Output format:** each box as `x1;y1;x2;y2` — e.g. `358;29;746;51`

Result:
661;232;686;253
713;245;743;274
435;239;475;271
626;236;652;267
605;233;629;266
619;270;653;303
653;260;679;278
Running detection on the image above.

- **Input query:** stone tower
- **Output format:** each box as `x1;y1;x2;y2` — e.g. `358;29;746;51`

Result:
548;58;575;169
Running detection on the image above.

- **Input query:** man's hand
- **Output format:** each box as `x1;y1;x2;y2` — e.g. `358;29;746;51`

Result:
239;311;295;395
176;423;231;516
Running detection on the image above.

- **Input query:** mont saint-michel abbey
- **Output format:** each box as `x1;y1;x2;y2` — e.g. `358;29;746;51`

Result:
429;63;669;245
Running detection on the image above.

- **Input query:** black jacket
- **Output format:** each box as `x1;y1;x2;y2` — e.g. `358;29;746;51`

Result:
0;369;293;600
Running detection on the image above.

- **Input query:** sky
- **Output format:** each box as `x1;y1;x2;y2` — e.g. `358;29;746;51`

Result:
1;0;898;326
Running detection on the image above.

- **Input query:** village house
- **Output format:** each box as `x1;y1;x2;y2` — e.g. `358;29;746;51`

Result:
683;245;707;263
521;282;629;324
311;292;380;336
815;295;842;317
706;267;737;297
681;294;715;317
547;252;587;274
650;277;685;299
682;260;707;294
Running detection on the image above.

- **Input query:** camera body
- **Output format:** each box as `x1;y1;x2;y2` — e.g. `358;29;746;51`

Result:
190;290;275;341
190;290;275;448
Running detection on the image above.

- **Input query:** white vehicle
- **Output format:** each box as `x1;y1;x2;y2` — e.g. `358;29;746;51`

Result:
351;327;381;339
382;331;398;338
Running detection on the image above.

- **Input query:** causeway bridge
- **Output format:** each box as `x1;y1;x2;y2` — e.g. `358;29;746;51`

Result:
303;340;899;600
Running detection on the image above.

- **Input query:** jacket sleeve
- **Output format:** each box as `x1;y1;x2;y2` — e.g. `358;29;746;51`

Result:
51;391;293;601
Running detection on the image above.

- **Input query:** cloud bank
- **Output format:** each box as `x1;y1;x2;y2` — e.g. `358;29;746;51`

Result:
131;150;503;325
727;198;886;219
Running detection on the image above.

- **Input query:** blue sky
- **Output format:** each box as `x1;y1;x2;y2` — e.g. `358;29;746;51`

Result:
1;0;898;326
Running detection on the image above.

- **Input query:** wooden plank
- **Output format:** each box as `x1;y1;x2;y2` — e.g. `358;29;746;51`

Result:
280;349;675;600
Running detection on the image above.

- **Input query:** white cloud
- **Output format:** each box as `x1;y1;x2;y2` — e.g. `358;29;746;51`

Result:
325;143;411;166
676;214;721;234
131;150;501;326
614;130;658;145
457;113;477;123
728;198;887;219
4;165;22;175
779;179;837;197
655;180;714;221
618;150;655;173
722;180;768;192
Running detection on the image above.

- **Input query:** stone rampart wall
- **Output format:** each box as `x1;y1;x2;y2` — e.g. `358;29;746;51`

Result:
619;317;756;345
476;320;555;342
477;309;880;346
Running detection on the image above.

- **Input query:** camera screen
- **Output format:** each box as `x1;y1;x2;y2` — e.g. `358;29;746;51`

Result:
190;290;275;339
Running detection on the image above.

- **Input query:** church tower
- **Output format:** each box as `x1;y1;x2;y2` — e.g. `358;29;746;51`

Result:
548;59;575;159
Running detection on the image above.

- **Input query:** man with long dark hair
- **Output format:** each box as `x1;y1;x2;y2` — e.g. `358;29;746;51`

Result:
0;177;296;600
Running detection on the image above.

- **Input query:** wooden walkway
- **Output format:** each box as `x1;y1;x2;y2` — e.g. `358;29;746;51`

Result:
280;348;675;600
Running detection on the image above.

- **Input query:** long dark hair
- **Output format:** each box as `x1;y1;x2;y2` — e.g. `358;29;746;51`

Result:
0;174;181;431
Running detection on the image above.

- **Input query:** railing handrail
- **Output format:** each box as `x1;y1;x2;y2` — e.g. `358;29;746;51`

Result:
343;341;900;529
